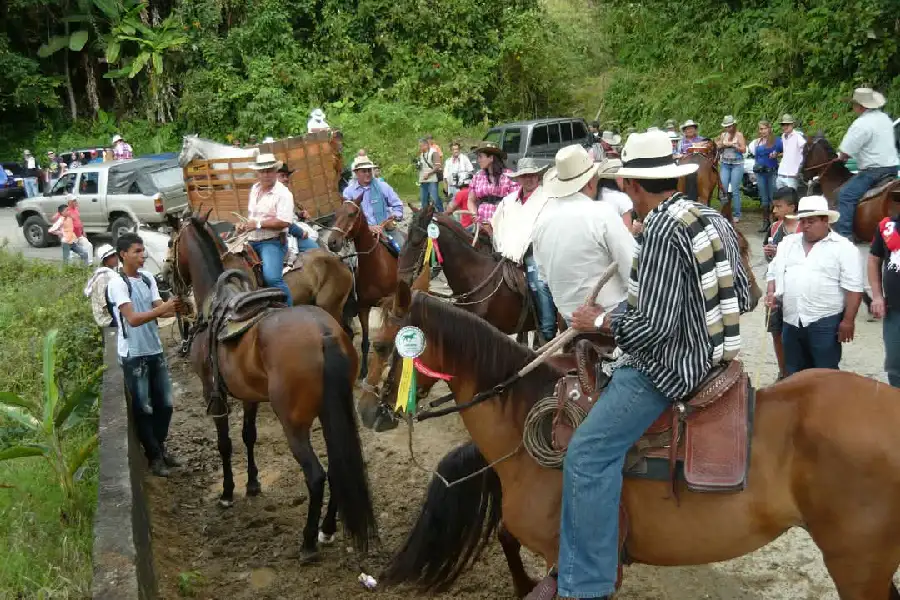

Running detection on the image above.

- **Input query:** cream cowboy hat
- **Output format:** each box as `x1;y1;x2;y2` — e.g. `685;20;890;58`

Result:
785;195;840;223
601;131;622;145
473;141;507;161
96;244;116;263
680;119;699;131
543;144;601;197
596;158;623;179
508;157;550;178
311;108;326;119
616;131;699;180
111;134;124;144
779;113;795;125
351;155;377;171
250;152;283;170
721;115;738;127
848;87;886;109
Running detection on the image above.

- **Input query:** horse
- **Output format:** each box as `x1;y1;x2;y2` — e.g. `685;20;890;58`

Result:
169;211;378;562
800;135;900;243
363;284;900;600
326;196;400;379
677;140;733;221
178;134;257;168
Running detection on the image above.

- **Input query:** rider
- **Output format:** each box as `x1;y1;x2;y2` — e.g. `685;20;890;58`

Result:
673;119;706;158
341;155;405;253
237;153;294;306
490;158;558;344
834;87;899;239
528;131;753;600
278;164;319;255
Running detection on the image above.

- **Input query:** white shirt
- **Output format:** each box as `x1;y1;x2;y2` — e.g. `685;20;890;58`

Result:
25;157;36;169
766;231;864;326
491;186;551;264
839;109;900;170
107;270;163;358
247;181;295;241
778;131;807;177
307;117;330;133
531;192;634;318
443;154;474;188
600;187;633;217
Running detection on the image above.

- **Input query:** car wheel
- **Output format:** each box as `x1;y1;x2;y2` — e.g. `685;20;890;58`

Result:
22;215;51;248
110;216;136;244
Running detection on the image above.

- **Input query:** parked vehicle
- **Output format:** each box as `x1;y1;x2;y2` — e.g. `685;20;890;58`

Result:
474;117;594;170
14;158;187;248
0;162;26;204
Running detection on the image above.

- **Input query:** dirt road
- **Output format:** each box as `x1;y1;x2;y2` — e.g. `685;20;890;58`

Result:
147;214;891;599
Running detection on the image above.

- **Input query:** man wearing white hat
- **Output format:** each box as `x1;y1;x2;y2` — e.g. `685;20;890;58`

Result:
834;88;899;239
341;155;405;252
776;113;805;190
307;108;330;134
673;119;705;158
766;195;863;375
236;153;295;305
84;244;120;327
532;131;754;600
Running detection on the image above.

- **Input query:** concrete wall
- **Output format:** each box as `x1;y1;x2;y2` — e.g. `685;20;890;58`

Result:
92;328;158;599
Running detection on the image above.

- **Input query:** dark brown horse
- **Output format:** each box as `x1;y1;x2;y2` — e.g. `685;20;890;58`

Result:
677;140;733;221
326;197;399;379
365;285;900;600
170;212;378;562
800;135;900;242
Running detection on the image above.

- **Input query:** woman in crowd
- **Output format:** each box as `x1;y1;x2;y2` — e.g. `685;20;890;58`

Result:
750;119;783;232
716;115;747;222
468;142;519;224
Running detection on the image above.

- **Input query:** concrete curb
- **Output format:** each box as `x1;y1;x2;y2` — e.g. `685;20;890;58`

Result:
91;328;158;599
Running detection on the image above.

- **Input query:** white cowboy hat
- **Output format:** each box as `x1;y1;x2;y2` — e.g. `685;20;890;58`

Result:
508;158;550;178
646;126;661;132
785;195;840;223
65;193;78;203
596;158;623;179
111;134;123;144
601;131;622;145
849;87;886;109
23;149;32;156
543;144;602;197
721;115;738;127
96;244;117;263
667;130;681;140
250;152;283;171
616;131;699;180
779;113;795;125
310;108;326;119
351;155;377;171
680;119;699;131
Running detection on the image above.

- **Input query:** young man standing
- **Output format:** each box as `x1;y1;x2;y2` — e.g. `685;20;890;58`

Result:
417;138;443;211
108;232;182;477
777;114;806;190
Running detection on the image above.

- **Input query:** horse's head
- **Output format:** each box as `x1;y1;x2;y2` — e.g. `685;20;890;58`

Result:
735;229;761;312
397;202;436;285
327;196;364;252
169;208;225;302
799;134;834;183
178;134;202;167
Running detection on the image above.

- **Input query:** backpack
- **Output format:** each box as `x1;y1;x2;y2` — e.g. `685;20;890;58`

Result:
105;270;153;337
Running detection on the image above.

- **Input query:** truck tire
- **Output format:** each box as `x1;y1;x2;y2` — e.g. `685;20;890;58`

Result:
110;216;136;244
22;215;51;248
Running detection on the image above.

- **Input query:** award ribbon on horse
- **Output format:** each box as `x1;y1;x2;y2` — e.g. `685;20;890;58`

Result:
395;326;427;413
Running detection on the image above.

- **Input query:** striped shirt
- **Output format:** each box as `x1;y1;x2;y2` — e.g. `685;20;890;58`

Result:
612;193;753;399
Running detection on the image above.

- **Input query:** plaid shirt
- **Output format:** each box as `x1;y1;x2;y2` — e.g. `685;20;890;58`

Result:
471;169;519;222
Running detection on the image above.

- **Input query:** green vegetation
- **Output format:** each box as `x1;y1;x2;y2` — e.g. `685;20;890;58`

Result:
0;248;102;597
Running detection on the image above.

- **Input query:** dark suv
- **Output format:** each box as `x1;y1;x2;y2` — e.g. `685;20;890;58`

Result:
478;118;593;169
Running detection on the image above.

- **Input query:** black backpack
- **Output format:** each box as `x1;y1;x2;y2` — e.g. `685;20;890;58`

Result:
105;270;153;337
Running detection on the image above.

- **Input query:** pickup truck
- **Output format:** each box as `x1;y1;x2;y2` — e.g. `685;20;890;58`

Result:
475;117;594;170
15;158;187;248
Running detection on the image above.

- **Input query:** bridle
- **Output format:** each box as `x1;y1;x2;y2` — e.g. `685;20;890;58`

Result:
801;137;840;179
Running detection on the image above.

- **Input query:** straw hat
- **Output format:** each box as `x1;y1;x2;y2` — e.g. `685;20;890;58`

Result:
596;158;623;179
601;131;622;145
111;134;124;144
785;195;840;223
351;156;377;171
616;131;699;180
848;87;886;109
508;157;549;179
250;152;283;170
680;119;699;131
473;141;507;161
779;113;795;125
721;115;738;128
311;108;326;119
543;145;601;197
96;244;117;263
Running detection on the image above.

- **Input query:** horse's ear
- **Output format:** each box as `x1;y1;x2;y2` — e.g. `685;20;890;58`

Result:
202;207;213;223
394;281;412;317
408;203;419;214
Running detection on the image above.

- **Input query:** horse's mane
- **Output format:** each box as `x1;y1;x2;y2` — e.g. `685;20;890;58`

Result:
408;292;559;405
187;216;226;277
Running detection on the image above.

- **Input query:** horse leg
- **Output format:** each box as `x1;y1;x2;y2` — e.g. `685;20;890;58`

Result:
283;424;326;563
498;524;537;599
214;414;236;508
358;305;371;380
318;466;338;545
242;401;261;497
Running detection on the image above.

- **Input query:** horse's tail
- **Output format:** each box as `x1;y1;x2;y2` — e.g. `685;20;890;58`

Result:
380;442;502;592
319;331;378;552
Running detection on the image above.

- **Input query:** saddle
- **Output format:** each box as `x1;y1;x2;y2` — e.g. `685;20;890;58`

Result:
861;175;900;201
500;259;537;336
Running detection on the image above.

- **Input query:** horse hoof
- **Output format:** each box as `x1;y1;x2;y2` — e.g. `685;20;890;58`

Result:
318;531;335;545
246;482;262;497
218;498;234;509
298;549;321;565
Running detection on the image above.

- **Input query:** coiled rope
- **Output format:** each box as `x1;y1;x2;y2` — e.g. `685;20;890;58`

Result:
522;395;588;470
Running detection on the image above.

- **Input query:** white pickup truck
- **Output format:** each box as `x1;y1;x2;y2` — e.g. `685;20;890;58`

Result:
14;158;187;248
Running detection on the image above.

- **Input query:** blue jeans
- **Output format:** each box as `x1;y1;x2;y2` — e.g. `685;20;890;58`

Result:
122;353;173;461
756;170;777;209
559;366;670;597
776;174;800;190
250;238;293;306
884;308;900;388
720;162;744;218
289;223;319;252
24;177;39;198
781;312;843;375
419;181;443;211
62;240;89;264
835;166;897;238
523;253;557;342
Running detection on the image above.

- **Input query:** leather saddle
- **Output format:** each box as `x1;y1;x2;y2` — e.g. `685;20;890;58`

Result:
861;176;900;201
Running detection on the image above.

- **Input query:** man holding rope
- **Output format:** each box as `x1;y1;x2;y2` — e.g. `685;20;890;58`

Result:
527;131;754;600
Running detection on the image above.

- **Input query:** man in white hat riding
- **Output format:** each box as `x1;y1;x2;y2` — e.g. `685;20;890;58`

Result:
236;153;295;305
766;195;863;373
342;155;405;252
673;119;705;158
528;131;754;600
834;88;899;239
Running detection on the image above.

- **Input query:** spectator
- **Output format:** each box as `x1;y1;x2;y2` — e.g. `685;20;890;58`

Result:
596;158;633;230
307;108;330;134
762;187;800;379
766;195;863;375
444;171;476;231
716;115;747;222
443;141;474;201
589;121;601;142
868;200;900;387
83;244;120;327
22;150;39;197
46;150;61;186
469;141;518;224
90;149;102;164
750;120;784;232
107;232;181;477
48;203;90;265
111;134;133;160
416;137;443;211
65;194;93;262
777;114;805;190
232;138;242;148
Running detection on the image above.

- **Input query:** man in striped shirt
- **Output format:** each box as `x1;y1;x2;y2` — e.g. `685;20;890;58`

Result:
536;131;754;600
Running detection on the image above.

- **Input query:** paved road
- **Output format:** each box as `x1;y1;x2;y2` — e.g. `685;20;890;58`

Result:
0;206;118;262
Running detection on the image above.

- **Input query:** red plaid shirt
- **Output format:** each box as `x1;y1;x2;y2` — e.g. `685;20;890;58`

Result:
471;169;519;222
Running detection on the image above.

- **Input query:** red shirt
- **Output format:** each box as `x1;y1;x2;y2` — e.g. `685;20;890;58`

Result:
68;206;84;237
454;189;474;228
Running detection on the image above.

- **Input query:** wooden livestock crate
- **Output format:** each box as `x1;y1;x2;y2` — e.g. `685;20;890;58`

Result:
183;131;344;224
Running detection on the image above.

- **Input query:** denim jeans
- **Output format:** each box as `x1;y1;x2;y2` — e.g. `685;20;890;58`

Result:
776;174;799;190
523;253;557;342
756;171;777;209
419;181;443;211
559;366;670;598
884;308;900;388
835;166;898;238
250;238;293;306
24;177;39;198
122;353;174;461
61;240;89;264
781;312;843;375
289;223;319;252
720;162;744;218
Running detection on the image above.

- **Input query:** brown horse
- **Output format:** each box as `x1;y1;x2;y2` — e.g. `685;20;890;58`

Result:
170;212;378;562
800;135;900;242
677;141;733;221
364;285;900;600
326;197;399;379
